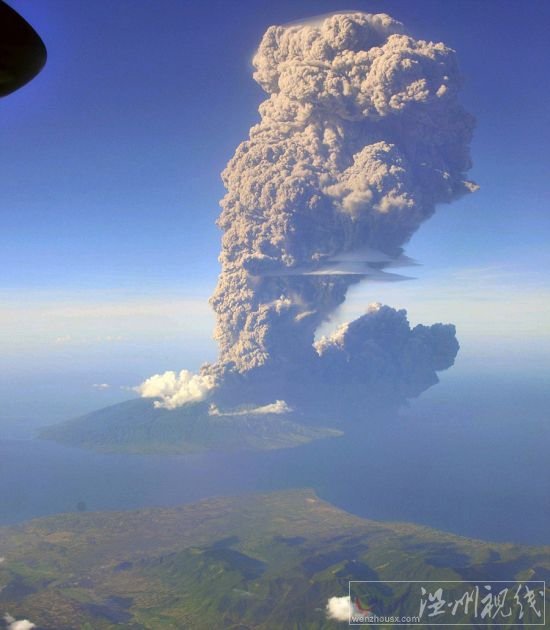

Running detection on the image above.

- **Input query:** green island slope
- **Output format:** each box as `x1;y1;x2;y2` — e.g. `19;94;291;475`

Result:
39;398;342;454
0;489;548;629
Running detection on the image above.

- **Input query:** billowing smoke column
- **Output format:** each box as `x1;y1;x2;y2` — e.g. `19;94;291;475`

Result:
139;12;475;413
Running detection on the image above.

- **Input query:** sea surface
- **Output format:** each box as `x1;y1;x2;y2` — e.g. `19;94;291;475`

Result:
0;373;548;546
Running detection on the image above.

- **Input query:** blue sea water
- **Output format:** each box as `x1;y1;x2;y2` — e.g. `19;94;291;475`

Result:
0;373;548;546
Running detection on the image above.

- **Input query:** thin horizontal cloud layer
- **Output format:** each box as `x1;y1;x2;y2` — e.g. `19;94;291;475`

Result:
137;11;473;413
208;400;292;416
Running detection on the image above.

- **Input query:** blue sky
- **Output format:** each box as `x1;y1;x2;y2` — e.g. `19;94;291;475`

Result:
2;0;549;417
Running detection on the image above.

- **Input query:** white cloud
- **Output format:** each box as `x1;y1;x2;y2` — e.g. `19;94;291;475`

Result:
92;383;110;390
3;615;36;630
136;369;216;409
208;400;292;416
326;595;351;622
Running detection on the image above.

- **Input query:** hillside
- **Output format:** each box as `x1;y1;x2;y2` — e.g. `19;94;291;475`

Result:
39;398;342;454
0;489;548;629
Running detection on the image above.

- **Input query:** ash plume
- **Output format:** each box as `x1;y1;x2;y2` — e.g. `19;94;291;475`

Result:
139;12;475;412
209;11;475;378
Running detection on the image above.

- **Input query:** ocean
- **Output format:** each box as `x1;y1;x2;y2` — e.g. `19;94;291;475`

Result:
0;373;548;545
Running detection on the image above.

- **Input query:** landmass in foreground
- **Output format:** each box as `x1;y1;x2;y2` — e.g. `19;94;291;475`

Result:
0;489;548;629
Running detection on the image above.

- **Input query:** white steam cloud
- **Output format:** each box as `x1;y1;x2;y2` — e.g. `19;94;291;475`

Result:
209;400;292;416
136;370;216;410
137;12;474;413
326;595;351;621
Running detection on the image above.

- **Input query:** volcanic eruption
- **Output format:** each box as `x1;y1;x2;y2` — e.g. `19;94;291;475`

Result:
138;12;476;417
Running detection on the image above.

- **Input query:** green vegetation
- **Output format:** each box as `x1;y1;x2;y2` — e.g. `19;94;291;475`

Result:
40;398;342;454
0;489;548;629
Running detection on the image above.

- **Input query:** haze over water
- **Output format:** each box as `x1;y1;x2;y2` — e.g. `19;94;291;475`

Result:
1;370;547;546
